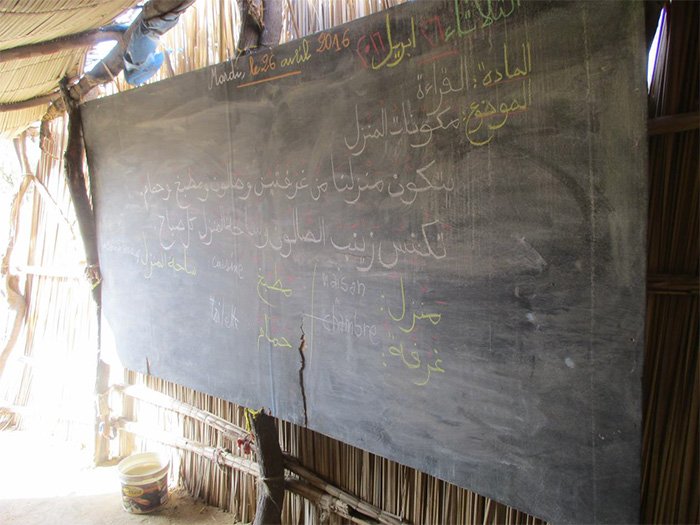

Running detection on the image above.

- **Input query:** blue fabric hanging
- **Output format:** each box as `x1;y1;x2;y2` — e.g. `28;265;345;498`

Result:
123;12;181;85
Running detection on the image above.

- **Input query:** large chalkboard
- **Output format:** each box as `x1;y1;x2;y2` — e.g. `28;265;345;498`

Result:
82;1;647;522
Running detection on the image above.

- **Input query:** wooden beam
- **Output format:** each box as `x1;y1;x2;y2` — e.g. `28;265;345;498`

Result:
647;274;700;295
0;136;32;388
283;455;402;525
648;112;700;135
0;28;125;64
0;92;59;112
261;0;284;47
118;419;262;476
60;80;110;465
113;383;248;439
13;265;83;279
284;478;379;525
13;0;274;118
236;0;265;57
44;0;197;121
251;410;286;525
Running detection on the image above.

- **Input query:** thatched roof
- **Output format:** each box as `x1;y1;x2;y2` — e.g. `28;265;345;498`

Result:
0;0;139;138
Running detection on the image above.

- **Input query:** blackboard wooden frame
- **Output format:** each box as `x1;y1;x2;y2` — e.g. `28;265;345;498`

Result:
83;1;647;522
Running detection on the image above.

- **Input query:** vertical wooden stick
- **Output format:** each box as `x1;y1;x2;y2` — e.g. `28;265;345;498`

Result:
60;79;109;465
251;410;285;524
0;134;32;386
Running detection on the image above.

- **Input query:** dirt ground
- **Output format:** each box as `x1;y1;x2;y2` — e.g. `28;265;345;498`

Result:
0;430;234;525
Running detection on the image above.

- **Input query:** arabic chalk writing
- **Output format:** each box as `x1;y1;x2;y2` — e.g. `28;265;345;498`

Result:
387;276;442;333
464;78;532;146
381;277;447;386
384;342;446;386
140;233;196;279
453;0;522;39
257;313;293;350
256;268;293;307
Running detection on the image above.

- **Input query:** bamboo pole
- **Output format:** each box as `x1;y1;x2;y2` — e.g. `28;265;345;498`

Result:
116;381;405;524
0;135;32;384
118;417;390;524
648;112;700;135
119;419;260;476
285;478;378;525
0;28;125;64
114;383;248;439
60;80;109;464
284;455;402;525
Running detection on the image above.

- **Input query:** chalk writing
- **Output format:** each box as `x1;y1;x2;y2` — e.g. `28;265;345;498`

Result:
140;233;196;279
101;240;140;262
382;277;447;386
211;254;244;277
330;219;447;272
280;39;312;68
316;29;351;53
372;14;417;70
388;276;442;333
257;269;293;307
257;313;292;350
210;294;240;329
249;51;276;76
307;306;379;344
321;272;366;297
384;342;446;386
464;78;531;146
209;61;245;89
451;0;523;40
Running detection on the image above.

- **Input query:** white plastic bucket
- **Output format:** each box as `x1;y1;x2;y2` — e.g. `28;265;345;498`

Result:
117;452;170;514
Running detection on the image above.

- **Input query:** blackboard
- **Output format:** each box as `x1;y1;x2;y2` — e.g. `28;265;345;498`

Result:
82;1;647;523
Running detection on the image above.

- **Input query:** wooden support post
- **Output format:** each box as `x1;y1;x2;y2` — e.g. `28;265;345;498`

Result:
60;80;110;465
236;0;265;57
251;410;285;525
261;0;284;47
0;28;125;64
0;135;33;385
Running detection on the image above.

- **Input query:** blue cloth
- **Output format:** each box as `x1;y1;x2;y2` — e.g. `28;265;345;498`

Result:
123;14;180;85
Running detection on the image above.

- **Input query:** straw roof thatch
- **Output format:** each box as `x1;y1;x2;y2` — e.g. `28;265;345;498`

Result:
0;0;139;138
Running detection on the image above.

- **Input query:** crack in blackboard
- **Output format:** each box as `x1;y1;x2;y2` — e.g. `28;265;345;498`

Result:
298;318;308;427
